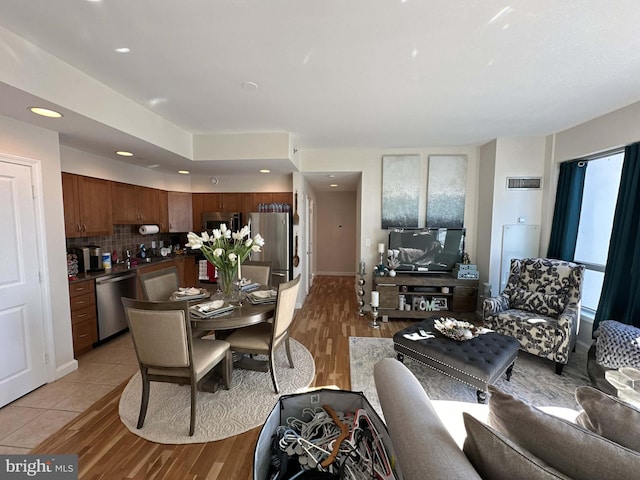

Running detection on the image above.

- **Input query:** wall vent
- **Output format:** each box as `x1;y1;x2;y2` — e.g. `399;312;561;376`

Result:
506;177;542;190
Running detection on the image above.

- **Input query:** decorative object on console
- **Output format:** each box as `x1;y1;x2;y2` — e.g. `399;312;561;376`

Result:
186;224;265;299
375;242;387;276
426;154;467;228
387;249;400;277
433;317;479;341
381;155;420;228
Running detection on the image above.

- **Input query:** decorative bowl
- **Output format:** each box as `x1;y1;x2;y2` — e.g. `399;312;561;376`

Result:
433;317;479;341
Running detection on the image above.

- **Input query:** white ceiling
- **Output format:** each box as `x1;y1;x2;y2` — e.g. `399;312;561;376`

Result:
1;0;640;191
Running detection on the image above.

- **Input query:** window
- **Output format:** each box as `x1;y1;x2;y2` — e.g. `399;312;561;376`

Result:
573;151;624;313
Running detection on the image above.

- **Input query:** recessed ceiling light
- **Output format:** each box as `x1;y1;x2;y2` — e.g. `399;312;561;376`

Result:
178;170;190;175
115;47;130;53
241;81;259;90
147;164;160;169
330;184;338;188
260;169;271;173
29;107;63;118
327;174;336;178
116;151;134;157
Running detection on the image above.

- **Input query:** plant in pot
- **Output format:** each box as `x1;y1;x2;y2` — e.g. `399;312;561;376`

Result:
186;224;265;299
387;250;400;277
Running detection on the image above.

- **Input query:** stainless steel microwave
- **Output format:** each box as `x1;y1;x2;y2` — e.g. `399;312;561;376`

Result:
202;212;242;232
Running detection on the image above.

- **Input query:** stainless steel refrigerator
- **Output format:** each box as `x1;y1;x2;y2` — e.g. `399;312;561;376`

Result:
248;212;292;288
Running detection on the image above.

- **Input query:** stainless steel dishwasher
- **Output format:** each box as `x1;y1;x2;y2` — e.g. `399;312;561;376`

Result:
95;271;138;341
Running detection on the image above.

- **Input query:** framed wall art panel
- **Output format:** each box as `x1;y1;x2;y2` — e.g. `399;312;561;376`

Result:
381;155;420;228
426;155;467;228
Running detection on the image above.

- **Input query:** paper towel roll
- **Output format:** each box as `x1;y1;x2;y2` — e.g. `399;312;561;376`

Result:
139;224;159;235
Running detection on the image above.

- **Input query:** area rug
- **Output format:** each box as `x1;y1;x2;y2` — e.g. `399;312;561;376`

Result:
119;338;315;444
350;336;591;414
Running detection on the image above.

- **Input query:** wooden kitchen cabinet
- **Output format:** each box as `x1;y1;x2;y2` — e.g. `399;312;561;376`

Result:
202;193;223;212
68;279;98;357
158;190;169;232
168;191;193;232
175;256;199;287
111;182;160;224
137;186;159;223
62;173;113;238
221;193;242;213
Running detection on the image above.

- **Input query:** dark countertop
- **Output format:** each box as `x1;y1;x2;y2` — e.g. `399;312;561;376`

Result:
68;255;192;283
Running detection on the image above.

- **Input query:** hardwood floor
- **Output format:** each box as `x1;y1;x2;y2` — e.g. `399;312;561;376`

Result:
31;276;474;479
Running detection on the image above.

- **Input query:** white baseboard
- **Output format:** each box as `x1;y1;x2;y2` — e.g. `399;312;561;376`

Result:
55;358;78;380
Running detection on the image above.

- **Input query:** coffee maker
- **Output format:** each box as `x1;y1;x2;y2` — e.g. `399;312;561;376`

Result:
72;245;104;273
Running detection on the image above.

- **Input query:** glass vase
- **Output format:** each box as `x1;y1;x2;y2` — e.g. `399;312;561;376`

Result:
216;263;238;300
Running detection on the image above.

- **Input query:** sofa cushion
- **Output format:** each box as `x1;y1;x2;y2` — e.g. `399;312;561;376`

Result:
508;287;567;318
575;385;640;453
374;358;481;480
463;413;571;480
487;385;640;480
595;320;640;369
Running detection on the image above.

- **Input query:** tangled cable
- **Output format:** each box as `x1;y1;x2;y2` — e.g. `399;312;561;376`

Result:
269;405;397;480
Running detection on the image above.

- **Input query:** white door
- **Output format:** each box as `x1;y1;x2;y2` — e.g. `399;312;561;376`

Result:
0;159;47;407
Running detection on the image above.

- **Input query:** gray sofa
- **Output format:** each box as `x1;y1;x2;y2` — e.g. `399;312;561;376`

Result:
374;357;640;480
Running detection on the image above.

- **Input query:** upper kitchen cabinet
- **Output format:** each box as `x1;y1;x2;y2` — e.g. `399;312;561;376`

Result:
158;190;169;232
167;192;193;232
202;193;223;212
111;182;160;225
221;193;242;213
62;173;113;238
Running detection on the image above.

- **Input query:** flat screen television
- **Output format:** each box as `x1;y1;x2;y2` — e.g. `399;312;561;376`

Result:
388;227;465;273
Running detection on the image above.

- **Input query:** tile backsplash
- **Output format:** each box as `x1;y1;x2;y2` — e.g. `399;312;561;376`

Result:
66;225;189;262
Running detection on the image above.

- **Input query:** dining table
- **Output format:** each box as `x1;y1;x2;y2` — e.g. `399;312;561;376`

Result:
174;286;278;392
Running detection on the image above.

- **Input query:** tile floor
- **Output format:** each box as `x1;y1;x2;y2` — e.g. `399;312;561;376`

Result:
0;333;138;454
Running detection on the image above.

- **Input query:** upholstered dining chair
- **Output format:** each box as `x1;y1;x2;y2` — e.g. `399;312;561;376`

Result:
241;260;272;286
483;257;584;375
139;266;179;301
121;298;232;436
225;275;301;393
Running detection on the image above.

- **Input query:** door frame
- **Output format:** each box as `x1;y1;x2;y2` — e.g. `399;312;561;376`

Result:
305;194;314;292
1;153;55;381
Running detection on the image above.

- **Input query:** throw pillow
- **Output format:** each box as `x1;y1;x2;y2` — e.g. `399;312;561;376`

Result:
486;385;640;480
508;287;567;318
575;385;640;453
462;413;571;480
595;320;640;369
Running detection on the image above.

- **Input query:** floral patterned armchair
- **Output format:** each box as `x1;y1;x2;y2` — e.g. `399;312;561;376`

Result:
483;257;584;375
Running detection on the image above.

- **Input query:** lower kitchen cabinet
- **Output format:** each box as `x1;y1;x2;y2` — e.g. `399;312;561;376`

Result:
69;279;98;357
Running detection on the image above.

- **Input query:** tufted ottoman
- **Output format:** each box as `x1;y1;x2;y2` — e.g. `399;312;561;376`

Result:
393;318;520;403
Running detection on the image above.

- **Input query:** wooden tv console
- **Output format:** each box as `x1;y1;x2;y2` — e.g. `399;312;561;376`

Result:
373;272;479;320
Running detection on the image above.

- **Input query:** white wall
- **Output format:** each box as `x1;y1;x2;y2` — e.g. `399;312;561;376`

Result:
0;115;76;379
485;137;547;295
554;100;640;162
477;140;497;296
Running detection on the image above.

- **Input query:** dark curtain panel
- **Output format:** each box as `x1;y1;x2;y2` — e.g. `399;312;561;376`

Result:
547;160;586;261
594;143;640;331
